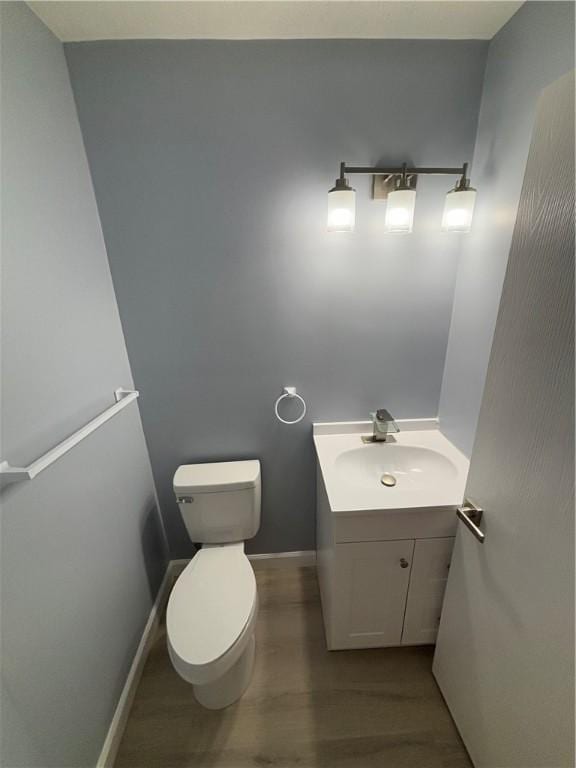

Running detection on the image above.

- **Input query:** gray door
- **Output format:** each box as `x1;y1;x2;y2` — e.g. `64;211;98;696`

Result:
433;70;575;768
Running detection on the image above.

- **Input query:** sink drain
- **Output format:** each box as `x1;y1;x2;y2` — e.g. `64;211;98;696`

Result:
380;473;397;487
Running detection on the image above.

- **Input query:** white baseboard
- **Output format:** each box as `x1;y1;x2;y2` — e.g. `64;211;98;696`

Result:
248;550;316;569
96;564;175;768
96;549;315;765
171;549;316;573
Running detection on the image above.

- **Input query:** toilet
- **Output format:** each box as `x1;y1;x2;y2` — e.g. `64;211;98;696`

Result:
166;459;261;710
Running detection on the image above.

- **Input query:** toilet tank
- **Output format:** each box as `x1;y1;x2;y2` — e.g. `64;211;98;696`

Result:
173;460;261;544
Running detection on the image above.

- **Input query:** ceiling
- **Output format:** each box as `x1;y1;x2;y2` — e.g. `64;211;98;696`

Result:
28;1;523;42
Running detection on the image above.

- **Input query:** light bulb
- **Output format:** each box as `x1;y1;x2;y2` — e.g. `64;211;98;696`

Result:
385;188;416;233
442;187;476;232
327;179;356;232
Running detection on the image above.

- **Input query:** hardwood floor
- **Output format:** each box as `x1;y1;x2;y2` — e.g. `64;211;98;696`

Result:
115;566;471;768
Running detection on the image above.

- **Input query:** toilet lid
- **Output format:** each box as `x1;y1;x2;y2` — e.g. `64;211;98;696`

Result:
167;543;256;668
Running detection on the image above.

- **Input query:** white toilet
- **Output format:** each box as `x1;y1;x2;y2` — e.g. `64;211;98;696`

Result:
166;459;261;710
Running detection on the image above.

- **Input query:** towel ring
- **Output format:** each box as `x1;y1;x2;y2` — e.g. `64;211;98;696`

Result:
274;387;307;425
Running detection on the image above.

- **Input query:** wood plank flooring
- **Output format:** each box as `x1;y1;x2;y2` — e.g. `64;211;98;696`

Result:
115;566;471;767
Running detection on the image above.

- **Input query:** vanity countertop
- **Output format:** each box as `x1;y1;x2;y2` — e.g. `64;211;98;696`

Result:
313;419;469;514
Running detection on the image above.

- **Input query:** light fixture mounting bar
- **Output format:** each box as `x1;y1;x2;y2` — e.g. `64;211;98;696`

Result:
341;163;467;177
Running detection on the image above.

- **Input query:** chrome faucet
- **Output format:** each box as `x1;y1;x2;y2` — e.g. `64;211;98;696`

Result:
362;409;400;443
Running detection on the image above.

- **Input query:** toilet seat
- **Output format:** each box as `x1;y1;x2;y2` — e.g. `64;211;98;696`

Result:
167;542;257;686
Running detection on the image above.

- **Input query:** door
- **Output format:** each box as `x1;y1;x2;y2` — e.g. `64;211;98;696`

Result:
402;537;454;645
333;540;414;649
433;71;575;767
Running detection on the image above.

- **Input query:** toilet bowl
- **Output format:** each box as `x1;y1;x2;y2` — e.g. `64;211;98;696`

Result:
167;542;258;709
166;460;261;709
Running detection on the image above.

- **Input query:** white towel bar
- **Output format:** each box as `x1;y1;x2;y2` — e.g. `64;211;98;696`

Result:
0;388;139;483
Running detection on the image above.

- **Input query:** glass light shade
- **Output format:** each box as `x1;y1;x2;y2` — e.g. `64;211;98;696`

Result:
385;188;416;233
327;188;356;232
442;188;476;232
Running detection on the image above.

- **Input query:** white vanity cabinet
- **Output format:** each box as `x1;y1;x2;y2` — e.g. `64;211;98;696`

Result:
401;537;454;645
316;468;457;650
313;420;468;651
334;540;415;648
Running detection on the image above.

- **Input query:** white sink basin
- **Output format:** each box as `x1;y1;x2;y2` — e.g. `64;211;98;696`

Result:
335;444;459;490
314;420;469;513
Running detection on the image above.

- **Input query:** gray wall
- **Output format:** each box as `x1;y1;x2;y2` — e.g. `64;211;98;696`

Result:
0;5;167;767
65;39;487;557
438;1;575;457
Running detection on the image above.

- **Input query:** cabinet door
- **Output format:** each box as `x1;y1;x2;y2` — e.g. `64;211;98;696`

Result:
401;537;454;645
333;540;414;649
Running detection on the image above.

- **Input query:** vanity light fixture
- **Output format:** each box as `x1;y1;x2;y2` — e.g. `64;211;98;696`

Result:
327;168;356;232
442;163;476;233
327;160;475;233
384;165;417;234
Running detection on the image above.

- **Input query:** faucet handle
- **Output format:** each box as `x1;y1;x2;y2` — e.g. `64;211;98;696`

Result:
371;409;400;434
